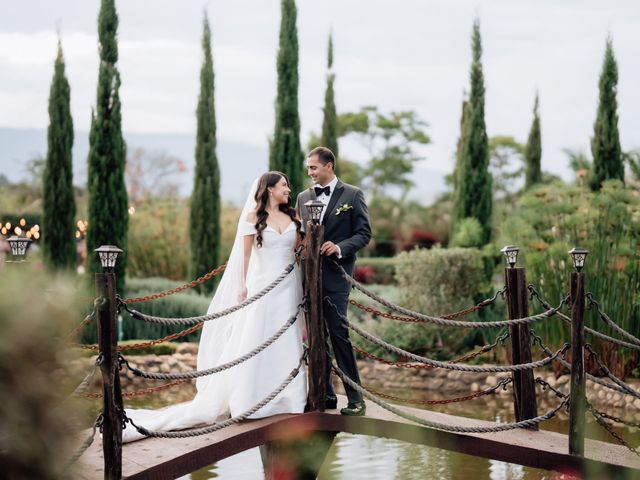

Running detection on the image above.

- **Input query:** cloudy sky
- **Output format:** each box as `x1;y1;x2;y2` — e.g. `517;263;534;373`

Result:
1;0;639;201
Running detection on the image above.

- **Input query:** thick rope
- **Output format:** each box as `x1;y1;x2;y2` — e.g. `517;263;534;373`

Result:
123;262;295;326
120;303;303;380
585;344;640;400
528;286;640;351
334;263;562;328
332;363;569;433
66;414;103;467
586;293;640;347
326;297;567;373
126;352;306;438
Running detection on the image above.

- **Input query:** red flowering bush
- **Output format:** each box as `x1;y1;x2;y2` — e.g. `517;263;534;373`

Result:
354;265;376;284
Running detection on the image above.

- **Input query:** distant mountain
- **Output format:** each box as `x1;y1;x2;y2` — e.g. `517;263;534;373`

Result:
0;127;268;206
0;127;445;205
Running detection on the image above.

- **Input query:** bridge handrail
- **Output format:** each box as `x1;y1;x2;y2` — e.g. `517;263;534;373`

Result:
337;266;563;328
122;262;296;326
119;302;304;381
326;297;568;373
125;350;307;439
528;285;640;352
332;362;569;434
586;292;640;347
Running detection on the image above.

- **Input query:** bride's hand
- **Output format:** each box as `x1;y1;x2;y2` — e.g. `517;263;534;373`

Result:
238;286;248;302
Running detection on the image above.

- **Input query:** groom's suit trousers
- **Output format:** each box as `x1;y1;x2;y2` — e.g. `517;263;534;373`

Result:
323;290;362;404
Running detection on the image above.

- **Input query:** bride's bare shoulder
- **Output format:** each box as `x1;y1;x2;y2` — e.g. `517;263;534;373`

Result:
245;210;258;223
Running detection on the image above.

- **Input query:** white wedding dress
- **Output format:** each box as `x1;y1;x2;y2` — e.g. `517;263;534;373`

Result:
122;216;307;443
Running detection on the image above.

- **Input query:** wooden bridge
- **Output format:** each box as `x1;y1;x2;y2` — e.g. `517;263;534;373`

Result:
76;395;640;479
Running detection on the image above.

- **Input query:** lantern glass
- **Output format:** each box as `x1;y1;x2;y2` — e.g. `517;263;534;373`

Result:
568;247;589;272
500;245;519;268
7;236;31;257
95;245;123;271
305;200;325;224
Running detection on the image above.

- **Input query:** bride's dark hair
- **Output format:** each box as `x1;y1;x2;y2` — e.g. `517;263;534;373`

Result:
254;171;301;248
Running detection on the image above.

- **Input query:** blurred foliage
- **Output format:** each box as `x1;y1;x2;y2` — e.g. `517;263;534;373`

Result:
450;217;484;248
354;257;397;285
494;180;640;374
0;267;87;479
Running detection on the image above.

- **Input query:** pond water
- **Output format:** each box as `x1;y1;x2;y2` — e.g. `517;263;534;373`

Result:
112;380;639;479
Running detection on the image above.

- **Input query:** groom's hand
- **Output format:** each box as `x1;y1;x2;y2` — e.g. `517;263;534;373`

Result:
320;241;340;257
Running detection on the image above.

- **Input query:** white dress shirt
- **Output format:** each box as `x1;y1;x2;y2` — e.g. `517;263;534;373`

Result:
313;176;342;258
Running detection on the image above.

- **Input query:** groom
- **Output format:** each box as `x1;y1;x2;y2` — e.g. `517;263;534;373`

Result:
296;146;371;416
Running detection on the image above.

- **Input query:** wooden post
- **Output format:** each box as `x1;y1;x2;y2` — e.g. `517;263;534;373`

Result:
569;271;586;456
305;221;326;412
95;272;124;479
505;267;538;428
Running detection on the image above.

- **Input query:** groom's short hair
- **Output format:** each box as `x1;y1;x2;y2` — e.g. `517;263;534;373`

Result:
307;146;336;167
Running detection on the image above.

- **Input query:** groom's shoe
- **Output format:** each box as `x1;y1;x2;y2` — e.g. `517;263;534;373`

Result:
340;402;366;416
325;396;338;409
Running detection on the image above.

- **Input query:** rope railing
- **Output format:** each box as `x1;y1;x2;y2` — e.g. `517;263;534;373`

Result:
332;362;569;433
326;297;568;373
529;329;631;395
528;285;640;352
334;264;563;328
125;350;306;439
353;330;510;370
123;264;227;305
363;377;513;407
120;302;304;381
585;344;640;400
348;286;506;324
585;293;640;347
66;414;103;467
122;262;296;326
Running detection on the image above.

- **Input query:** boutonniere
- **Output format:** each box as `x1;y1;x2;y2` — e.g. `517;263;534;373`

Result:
335;203;353;216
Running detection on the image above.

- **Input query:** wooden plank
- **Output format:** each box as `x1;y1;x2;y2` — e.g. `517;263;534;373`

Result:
76;395;640;479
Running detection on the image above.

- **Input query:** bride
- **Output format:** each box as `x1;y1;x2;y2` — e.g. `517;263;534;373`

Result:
123;171;308;443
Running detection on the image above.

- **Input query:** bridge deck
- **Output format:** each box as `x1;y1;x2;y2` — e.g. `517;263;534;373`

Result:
76;396;640;479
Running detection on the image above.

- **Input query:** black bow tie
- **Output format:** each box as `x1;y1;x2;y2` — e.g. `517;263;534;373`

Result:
314;185;331;197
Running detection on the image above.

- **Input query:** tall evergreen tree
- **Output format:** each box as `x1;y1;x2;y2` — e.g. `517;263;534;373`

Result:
590;37;623;191
321;32;339;175
452;20;492;244
524;92;542;188
43;40;76;271
270;0;303;196
86;0;128;292
190;13;220;294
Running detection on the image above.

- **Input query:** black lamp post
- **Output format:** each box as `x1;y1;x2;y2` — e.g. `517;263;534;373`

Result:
500;245;519;268
6;236;32;263
568;247;589;272
95;245;123;273
305;200;325;225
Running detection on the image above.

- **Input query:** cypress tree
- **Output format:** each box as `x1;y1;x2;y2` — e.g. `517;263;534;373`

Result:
86;0;128;292
321;32;339;175
270;0;303;196
524;92;542;188
189;13;220;294
452;20;492;244
590;37;623;191
43;40;76;271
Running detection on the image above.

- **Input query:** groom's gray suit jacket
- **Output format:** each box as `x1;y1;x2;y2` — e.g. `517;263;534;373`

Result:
296;180;372;293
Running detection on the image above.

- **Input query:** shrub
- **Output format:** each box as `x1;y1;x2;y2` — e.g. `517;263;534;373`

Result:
355;257;397;284
402;229;439;251
451;217;484;248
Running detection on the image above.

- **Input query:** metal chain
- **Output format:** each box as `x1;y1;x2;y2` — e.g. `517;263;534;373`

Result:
364;377;513;406
585;344;640;400
65;414;103;467
348;287;506;323
326;298;568;373
585;292;640;347
353;331;510;370
334;263;562;328
592;409;640;429
78;379;190;399
123;264;227;305
125;351;306;438
529;329;631;395
123;262;296;325
71;322;205;353
586;400;640;457
332;362;569;433
528;285;640;351
120;303;303;380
